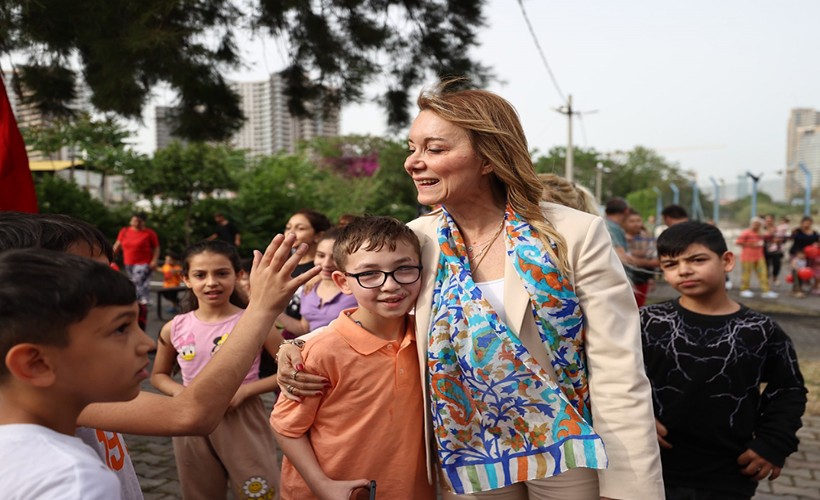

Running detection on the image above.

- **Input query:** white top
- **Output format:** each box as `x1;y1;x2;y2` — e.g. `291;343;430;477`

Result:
475;278;506;324
0;424;122;500
75;426;143;499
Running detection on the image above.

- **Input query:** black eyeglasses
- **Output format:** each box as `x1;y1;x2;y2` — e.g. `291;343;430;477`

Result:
344;265;423;289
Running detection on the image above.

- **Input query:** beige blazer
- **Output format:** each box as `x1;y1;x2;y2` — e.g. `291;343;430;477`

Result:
408;202;664;499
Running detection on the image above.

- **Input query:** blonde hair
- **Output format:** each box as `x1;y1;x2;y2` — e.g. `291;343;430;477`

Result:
417;80;570;276
538;173;601;216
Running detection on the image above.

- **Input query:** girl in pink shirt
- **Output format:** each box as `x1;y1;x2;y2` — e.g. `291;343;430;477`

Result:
151;240;282;500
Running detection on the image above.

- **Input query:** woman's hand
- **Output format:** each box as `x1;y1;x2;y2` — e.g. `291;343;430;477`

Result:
277;343;328;402
655;419;672;449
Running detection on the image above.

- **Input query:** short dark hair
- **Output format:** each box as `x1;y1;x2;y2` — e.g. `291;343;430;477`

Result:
657;221;727;258
0;212;114;262
0;249;136;378
604;197;629;215
332;216;421;271
661;204;688;220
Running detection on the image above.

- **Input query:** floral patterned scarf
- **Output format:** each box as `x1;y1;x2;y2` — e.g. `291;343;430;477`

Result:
428;204;607;494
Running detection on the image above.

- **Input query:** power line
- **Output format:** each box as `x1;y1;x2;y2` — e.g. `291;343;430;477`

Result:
516;0;566;104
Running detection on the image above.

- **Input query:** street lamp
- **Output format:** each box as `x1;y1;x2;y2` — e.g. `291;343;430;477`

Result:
709;177;721;223
670;183;680;205
595;162;611;202
746;171;762;219
798;163;813;217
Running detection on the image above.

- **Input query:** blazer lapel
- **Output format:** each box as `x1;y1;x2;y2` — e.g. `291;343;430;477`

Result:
413;220;440;352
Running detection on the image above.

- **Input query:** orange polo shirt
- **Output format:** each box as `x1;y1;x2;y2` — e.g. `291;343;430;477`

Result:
271;309;433;500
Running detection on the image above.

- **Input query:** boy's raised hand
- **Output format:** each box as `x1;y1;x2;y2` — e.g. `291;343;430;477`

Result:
248;233;320;311
738;448;781;481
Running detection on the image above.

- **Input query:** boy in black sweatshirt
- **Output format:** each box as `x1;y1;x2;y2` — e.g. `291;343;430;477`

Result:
641;221;807;499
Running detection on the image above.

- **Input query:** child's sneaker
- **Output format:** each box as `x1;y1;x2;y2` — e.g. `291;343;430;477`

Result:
761;291;779;299
739;290;755;298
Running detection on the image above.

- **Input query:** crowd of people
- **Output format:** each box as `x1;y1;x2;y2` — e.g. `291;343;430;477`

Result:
0;81;813;500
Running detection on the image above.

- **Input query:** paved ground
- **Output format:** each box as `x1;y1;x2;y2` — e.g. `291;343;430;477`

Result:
126;278;820;499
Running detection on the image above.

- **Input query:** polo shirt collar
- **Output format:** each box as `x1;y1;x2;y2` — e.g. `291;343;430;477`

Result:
335;308;416;356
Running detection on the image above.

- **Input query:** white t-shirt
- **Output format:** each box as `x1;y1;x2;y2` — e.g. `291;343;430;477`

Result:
75;426;143;499
0;424;122;499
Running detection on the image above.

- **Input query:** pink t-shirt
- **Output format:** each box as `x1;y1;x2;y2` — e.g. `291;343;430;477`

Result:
170;310;260;387
736;229;765;263
271;310;433;500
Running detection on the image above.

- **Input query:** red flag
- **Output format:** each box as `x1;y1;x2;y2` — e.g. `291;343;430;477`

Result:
0;73;38;212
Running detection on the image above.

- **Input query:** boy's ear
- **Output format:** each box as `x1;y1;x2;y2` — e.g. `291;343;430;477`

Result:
331;270;353;295
721;251;736;273
4;344;58;388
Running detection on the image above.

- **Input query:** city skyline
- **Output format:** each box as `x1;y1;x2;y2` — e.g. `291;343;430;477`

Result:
209;0;819;189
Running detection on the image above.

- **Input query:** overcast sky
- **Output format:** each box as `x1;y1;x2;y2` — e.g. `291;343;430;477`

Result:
134;0;819;189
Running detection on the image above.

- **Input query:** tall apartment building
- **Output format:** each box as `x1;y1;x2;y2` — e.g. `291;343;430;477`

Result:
2;68;92;161
154;73;339;156
785;108;820;201
229;72;339;156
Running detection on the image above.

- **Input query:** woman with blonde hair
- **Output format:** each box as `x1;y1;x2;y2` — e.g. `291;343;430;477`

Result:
279;81;662;499
538;173;600;216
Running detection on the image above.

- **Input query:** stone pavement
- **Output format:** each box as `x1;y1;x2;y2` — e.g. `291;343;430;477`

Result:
125;280;820;499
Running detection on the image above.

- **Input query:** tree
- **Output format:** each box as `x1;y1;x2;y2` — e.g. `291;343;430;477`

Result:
534;145;691;204
124;142;242;247
1;0;490;140
34;174;130;241
23;113;142;203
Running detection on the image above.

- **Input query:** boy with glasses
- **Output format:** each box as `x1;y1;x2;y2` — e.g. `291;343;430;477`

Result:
271;216;434;499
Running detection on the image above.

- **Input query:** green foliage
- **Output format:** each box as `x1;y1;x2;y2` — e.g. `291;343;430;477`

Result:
533;145;695;207
124;141;243;246
3;0;489;139
232;136;419;251
22;113;144;203
34;174;130;241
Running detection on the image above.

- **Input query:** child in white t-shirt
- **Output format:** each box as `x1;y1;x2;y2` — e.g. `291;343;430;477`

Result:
0;249;155;499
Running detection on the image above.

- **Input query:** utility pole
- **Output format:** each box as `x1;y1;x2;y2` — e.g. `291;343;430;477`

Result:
554;95;596;183
566;95;574;183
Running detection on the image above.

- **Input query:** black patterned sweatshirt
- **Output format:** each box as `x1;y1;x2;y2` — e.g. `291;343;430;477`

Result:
640;299;807;496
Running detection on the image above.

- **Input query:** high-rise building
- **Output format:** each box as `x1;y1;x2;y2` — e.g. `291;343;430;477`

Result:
785;108;820;201
2;68;92;161
154;106;187;151
228;72;339;156
154;73;340;156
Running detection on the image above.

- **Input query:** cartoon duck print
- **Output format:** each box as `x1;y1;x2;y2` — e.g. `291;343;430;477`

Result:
179;333;196;361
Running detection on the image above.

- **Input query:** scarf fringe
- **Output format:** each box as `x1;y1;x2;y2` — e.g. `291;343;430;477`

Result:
442;435;608;495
